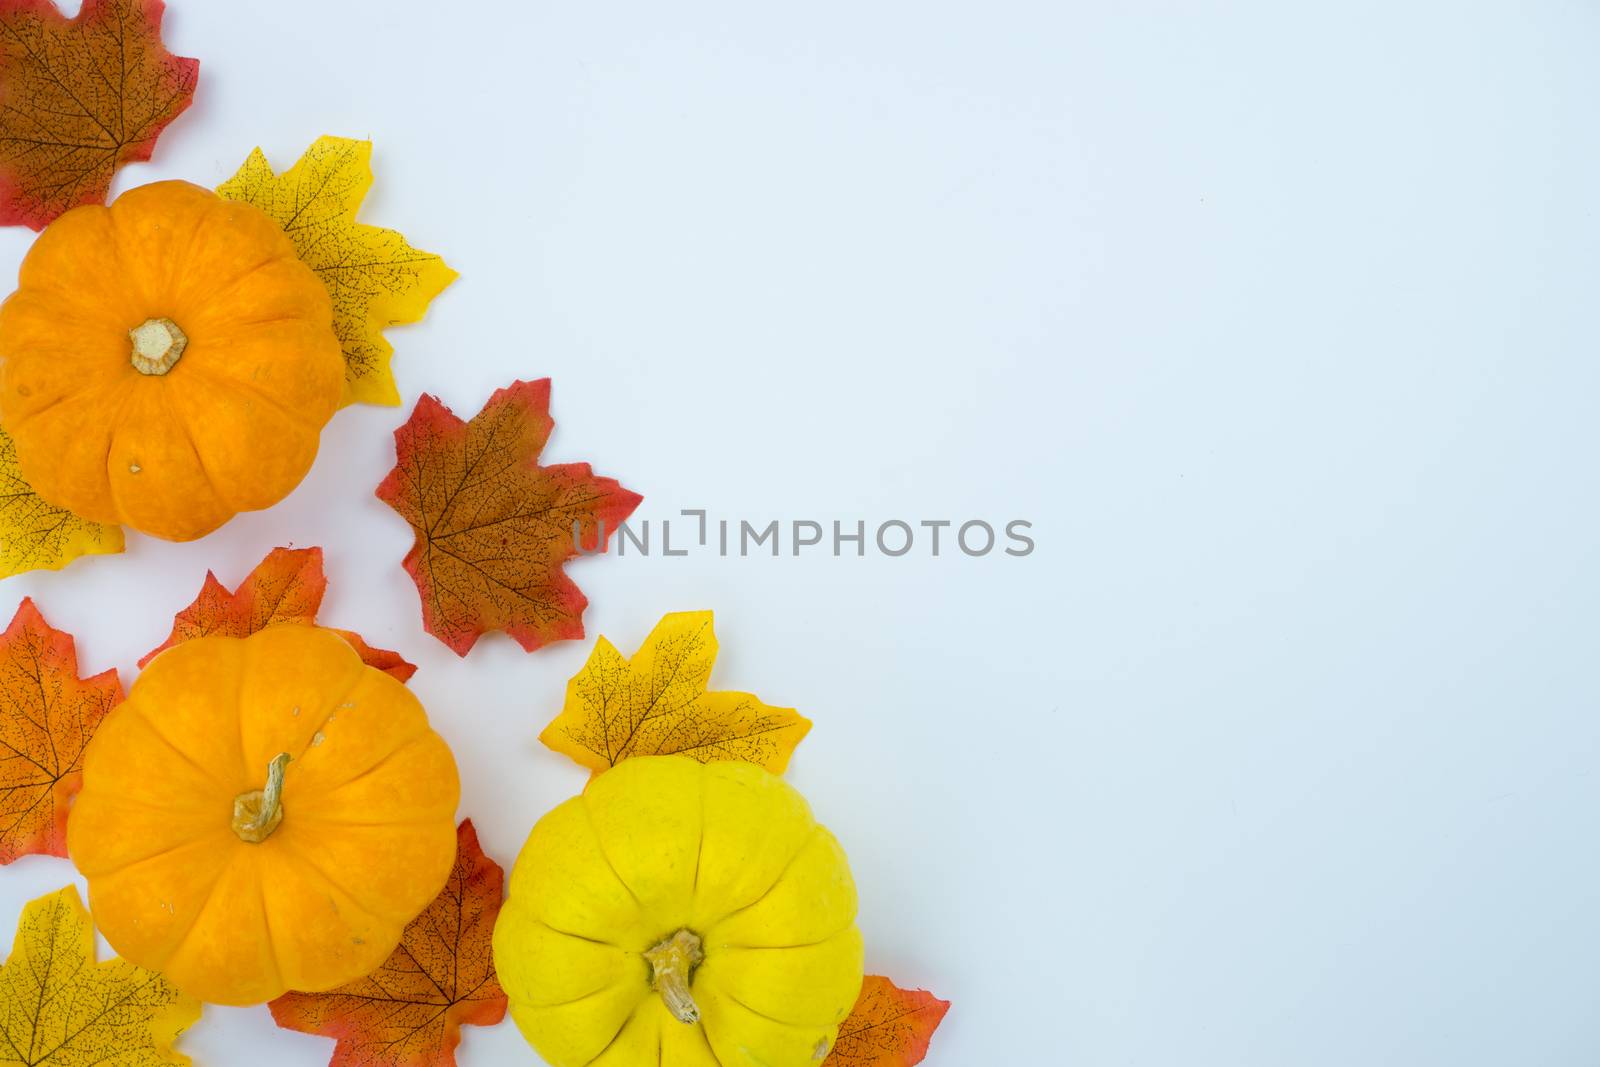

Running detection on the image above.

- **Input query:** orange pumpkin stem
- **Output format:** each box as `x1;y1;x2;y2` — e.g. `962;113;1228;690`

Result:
232;752;291;843
128;317;188;375
644;928;704;1025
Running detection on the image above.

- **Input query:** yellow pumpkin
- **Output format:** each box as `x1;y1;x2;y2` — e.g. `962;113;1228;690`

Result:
67;625;460;1006
0;180;343;542
494;756;865;1066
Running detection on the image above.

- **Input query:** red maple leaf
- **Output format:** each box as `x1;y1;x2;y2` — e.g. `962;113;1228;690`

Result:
375;379;641;656
270;821;508;1067
825;976;951;1066
0;0;199;229
140;546;416;681
0;598;121;863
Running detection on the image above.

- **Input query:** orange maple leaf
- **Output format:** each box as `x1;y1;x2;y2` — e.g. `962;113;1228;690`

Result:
375;379;642;656
0;0;199;229
825;976;951;1066
269;821;508;1067
0;598;121;864
139;546;416;681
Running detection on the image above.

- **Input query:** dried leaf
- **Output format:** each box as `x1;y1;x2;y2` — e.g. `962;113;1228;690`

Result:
0;885;200;1063
216;135;456;407
0;599;120;864
269;821;507;1067
0;0;198;229
375;379;641;657
825;976;950;1067
139;546;416;680
539;610;810;774
0;424;123;577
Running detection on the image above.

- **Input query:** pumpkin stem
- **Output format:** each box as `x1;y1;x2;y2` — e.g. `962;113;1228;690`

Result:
231;753;291;843
645;929;705;1024
129;317;187;375
643;927;707;1023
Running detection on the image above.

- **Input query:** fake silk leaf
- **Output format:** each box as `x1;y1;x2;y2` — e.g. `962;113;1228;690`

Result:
0;885;200;1064
139;546;416;681
539;611;810;774
0;0;198;229
329;630;418;684
0;599;120;864
824;976;951;1067
269;821;507;1067
216;136;457;407
0;425;123;577
375;379;642;657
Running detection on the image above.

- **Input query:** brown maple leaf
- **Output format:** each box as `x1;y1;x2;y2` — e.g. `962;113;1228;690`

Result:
0;0;199;229
825;976;951;1066
375;379;642;656
269;821;508;1067
139;546;416;681
0;598;121;864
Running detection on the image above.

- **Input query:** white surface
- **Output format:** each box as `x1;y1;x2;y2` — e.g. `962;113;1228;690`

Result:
3;1;1599;1063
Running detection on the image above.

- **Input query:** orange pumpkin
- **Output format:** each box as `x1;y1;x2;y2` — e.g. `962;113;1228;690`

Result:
0;180;343;542
67;625;460;1006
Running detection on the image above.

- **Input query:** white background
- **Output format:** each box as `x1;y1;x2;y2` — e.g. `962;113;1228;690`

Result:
3;1;1599;1064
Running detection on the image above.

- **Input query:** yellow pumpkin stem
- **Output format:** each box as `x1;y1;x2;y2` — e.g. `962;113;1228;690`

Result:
231;753;291;843
128;317;188;375
644;928;704;1025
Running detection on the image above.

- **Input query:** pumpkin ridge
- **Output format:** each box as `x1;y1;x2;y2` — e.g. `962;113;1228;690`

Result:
121;693;247;794
271;654;417;772
234;629;258;788
152;845;249;973
528;916;628;953
706;925;859;954
251;850;286;997
71;822;234;880
511;974;643;1013
268;831;406;927
181;248;303;317
284;740;440;814
579;797;646;911
97;383;149;520
689;765;707;896
236;629;369;771
160;383;238;512
708;980;822;1033
273;830;425;928
701;825;823;933
581;1010;636;1067
176;365;325;432
3;375;126;509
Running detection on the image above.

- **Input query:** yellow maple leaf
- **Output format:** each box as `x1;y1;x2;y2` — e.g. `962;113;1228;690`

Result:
540;611;812;775
216;135;457;407
0;886;199;1065
0;425;122;577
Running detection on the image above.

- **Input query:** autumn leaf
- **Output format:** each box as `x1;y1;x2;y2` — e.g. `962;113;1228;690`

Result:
0;598;120;865
0;0;198;230
0;425;123;577
539;610;811;774
0;885;199;1064
216;135;456;407
329;630;418;685
139;546;416;681
375;379;642;657
270;821;507;1067
824;976;950;1067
